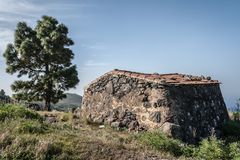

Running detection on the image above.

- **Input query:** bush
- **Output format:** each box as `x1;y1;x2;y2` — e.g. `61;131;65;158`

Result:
222;120;240;138
229;142;240;160
18;120;49;134
197;136;226;160
136;131;185;157
181;144;197;157
233;112;240;121
0;104;43;121
0;110;9;121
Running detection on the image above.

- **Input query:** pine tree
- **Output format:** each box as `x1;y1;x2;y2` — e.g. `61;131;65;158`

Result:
3;16;79;111
0;89;5;98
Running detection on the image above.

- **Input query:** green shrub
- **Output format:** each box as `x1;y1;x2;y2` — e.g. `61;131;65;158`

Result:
222;120;240;138
181;144;197;157
136;131;184;156
233;112;240;121
0;104;43;121
0;110;9;121
229;142;240;160
18;120;49;134
197;136;226;160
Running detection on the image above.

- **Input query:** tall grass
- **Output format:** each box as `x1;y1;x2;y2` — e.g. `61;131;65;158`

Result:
1;104;240;159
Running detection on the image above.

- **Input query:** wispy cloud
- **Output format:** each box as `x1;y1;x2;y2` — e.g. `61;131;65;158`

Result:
0;0;45;15
80;43;108;50
84;60;111;67
0;0;46;55
0;0;92;56
0;28;13;56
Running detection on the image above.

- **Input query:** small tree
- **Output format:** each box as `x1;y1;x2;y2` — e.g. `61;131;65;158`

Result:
3;16;79;111
0;89;11;104
233;99;240;121
0;89;5;98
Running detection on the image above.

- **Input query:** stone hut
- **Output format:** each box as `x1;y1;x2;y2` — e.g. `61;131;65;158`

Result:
80;69;229;143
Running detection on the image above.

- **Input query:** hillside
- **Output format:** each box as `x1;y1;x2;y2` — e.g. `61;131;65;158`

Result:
58;93;82;105
52;93;82;111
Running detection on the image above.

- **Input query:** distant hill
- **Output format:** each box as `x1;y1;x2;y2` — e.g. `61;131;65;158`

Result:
52;93;82;111
58;93;82;105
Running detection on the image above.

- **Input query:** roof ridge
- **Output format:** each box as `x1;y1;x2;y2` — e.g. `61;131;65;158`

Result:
109;69;219;85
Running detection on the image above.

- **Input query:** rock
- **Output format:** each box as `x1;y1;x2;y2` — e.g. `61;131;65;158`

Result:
121;118;130;127
106;81;114;94
154;99;167;107
119;77;127;84
120;84;132;93
149;112;161;123
93;116;104;124
119;110;126;120
128;120;139;131
106;109;140;131
111;122;120;128
143;102;151;108
207;76;212;80
161;122;182;139
99;125;105;129
45;116;57;123
108;110;119;123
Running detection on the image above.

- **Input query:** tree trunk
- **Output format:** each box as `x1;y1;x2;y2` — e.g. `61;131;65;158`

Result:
45;64;52;111
45;99;51;111
45;81;52;111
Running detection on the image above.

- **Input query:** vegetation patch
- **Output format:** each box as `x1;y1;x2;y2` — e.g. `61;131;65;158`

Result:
17;120;49;134
229;142;240;160
136;131;196;157
0;104;43;121
222;120;240;138
197;137;226;160
1;104;240;159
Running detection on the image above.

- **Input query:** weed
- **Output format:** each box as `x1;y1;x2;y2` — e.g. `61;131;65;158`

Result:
18;120;49;134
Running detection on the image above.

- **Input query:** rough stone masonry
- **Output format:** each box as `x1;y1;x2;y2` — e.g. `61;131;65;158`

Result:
79;69;229;143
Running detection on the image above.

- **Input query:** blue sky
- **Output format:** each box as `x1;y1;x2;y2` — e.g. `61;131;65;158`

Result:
0;0;240;108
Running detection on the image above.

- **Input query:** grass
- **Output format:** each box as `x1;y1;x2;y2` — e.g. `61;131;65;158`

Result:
136;131;186;156
1;104;240;159
0;104;173;159
17;120;49;134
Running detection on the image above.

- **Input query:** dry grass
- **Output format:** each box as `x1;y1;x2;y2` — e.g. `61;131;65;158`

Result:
0;105;175;160
2;105;240;159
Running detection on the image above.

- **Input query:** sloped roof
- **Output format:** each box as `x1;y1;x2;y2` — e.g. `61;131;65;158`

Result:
107;69;220;85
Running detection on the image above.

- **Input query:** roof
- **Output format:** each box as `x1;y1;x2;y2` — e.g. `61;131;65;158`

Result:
106;69;220;85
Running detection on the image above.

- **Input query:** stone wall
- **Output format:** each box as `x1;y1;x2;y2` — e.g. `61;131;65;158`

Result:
80;70;229;143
